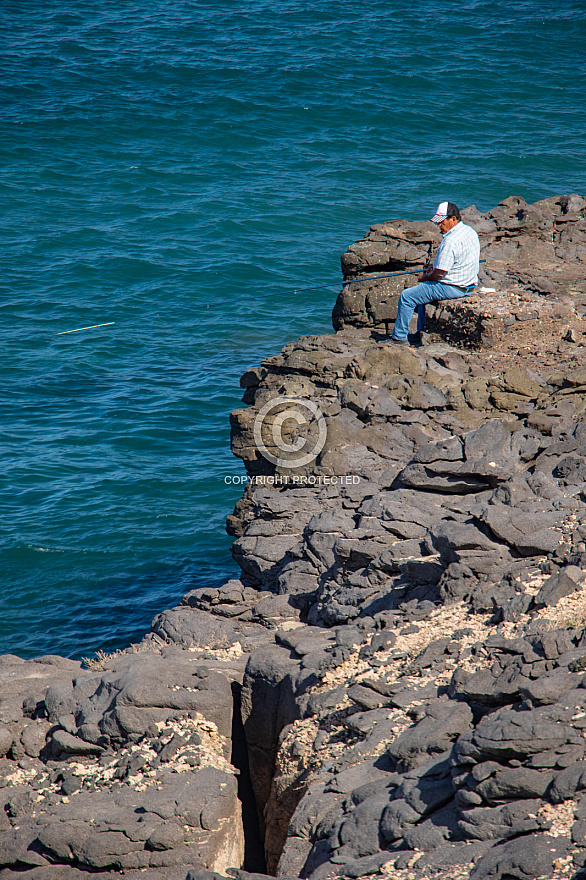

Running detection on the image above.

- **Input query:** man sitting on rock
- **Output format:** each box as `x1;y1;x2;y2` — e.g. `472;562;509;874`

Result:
390;201;480;346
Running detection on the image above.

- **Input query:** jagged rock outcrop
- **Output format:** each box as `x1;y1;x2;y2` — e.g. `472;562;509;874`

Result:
0;650;244;880
222;390;586;877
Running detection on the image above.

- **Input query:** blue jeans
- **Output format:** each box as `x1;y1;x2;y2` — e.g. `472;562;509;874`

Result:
391;281;473;341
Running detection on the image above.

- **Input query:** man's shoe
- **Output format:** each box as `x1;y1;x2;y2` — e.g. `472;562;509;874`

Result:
412;331;430;347
389;337;409;346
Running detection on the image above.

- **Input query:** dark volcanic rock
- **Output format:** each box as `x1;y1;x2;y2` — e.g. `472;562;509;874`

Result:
469;833;572;880
387;700;473;771
0;651;244;879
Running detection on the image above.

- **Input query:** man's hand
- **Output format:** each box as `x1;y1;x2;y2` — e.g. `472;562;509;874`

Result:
418;267;448;282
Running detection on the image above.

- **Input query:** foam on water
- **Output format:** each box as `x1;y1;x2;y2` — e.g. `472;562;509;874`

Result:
1;0;585;658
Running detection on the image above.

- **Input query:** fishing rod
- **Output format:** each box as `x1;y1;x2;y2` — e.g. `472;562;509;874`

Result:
260;267;426;297
344;268;427;286
263;260;486;297
342;260;487;287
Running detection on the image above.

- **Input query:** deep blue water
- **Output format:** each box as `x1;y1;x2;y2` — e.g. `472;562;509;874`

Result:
1;0;585;659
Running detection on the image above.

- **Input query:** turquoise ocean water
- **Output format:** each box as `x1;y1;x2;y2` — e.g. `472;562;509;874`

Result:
1;1;585;659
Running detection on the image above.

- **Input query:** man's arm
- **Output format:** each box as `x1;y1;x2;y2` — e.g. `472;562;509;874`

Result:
418;266;447;282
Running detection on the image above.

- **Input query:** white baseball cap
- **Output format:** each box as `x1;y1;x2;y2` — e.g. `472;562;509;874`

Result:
431;202;449;223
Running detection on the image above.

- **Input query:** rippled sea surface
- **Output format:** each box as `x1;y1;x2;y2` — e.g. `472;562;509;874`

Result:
1;0;585;658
